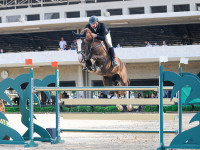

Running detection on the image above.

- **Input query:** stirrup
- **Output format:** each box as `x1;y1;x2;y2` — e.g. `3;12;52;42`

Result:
112;60;119;68
83;66;92;71
82;67;87;71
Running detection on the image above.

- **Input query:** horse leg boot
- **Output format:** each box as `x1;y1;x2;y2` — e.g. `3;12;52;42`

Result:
109;47;119;68
85;60;93;71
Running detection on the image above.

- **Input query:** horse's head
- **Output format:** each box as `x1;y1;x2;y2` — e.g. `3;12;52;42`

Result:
80;28;93;41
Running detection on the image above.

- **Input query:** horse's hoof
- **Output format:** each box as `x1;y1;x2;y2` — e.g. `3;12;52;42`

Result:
127;105;133;112
92;67;97;72
116;104;124;111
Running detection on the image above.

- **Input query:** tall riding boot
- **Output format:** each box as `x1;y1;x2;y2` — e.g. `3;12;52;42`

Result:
109;47;119;68
72;31;85;38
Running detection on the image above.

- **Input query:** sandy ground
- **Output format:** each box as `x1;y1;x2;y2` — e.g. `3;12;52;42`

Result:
0;113;198;150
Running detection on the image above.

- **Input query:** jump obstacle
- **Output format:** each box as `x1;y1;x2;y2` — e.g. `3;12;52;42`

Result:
0;59;199;150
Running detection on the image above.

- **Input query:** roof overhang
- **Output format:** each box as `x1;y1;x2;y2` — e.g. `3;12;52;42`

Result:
0;11;200;34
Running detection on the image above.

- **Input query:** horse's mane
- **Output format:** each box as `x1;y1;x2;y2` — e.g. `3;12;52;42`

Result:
80;28;94;41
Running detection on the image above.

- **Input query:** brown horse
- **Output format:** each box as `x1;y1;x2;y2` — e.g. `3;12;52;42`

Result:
77;28;129;96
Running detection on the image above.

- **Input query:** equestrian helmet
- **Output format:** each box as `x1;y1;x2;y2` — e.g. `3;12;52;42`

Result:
89;16;98;24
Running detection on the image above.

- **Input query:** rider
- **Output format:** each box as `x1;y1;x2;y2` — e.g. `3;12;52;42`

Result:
73;16;119;68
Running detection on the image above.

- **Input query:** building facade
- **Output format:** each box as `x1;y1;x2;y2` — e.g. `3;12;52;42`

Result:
0;0;199;98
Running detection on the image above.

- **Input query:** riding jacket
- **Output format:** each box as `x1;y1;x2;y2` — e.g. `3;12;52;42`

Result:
85;22;109;42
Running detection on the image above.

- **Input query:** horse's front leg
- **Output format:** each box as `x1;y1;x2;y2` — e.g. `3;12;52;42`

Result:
90;58;97;72
78;53;86;67
78;53;93;71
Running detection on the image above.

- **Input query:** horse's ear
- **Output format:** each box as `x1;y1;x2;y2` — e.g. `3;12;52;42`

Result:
80;28;86;34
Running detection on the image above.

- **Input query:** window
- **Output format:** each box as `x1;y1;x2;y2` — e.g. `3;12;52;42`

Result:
197;4;200;11
86;0;95;3
129;7;144;15
130;79;159;86
86;10;101;17
107;8;122;16
174;4;190;12
6;15;21;23
59;81;76;87
69;0;81;5
26;14;40;21
66;11;80;18
97;0;122;2
44;13;59;20
151;6;167;13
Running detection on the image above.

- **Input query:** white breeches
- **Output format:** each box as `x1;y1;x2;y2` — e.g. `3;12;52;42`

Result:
105;32;113;48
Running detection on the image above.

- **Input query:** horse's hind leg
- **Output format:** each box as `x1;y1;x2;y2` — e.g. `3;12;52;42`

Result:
102;76;126;112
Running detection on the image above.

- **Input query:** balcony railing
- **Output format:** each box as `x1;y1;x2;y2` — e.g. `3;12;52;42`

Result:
0;45;199;67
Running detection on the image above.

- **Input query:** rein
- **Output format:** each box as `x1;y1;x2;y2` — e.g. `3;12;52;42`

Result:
83;29;108;64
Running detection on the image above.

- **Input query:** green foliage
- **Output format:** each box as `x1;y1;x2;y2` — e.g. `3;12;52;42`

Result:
61;106;69;112
194;105;200;111
144;106;159;112
105;106;120;112
94;106;106;112
93;106;119;112
182;105;193;111
5;106;56;112
164;105;178;112
143;105;200;112
36;107;56;112
70;106;78;112
5;107;20;112
70;106;93;112
4;105;200;113
143;91;157;98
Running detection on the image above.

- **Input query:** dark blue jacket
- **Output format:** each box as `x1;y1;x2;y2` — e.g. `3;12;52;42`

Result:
85;22;109;41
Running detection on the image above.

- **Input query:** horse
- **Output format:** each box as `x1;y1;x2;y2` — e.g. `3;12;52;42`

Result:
76;28;130;110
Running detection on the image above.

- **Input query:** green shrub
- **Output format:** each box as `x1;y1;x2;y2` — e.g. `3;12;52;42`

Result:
70;106;79;112
144;106;159;112
105;106;120;112
182;105;192;111
78;106;93;112
164;105;178;112
5;105;200;113
94;106;106;112
194;105;200;111
61;107;69;112
5;107;20;112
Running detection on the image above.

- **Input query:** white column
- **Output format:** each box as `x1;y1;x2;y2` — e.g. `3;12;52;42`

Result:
123;7;129;15
2;16;6;23
60;11;65;19
145;6;151;14
77;39;82;52
20;14;26;22
190;3;196;11
40;13;44;20
88;73;92;98
77;66;84;98
167;4;173;12
101;8;107;16
80;9;86;17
